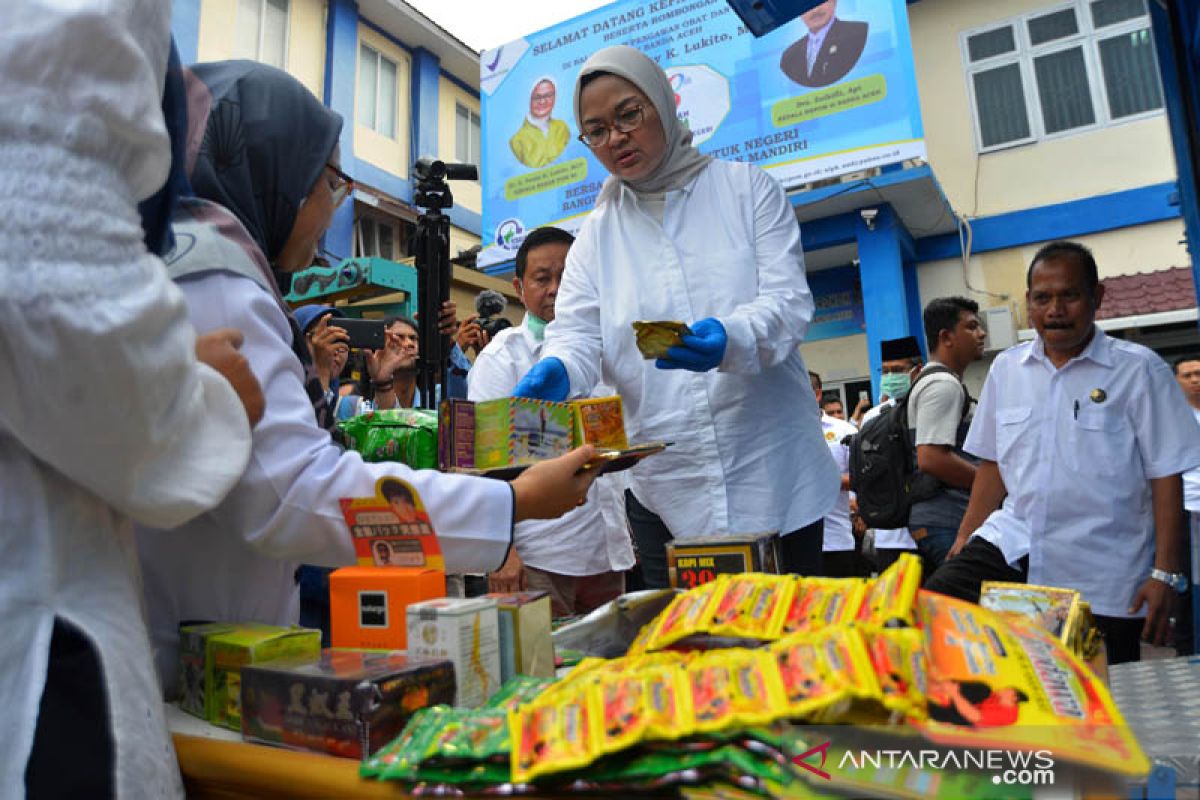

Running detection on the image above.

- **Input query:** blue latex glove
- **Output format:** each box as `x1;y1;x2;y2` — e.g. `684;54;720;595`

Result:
513;357;570;401
656;318;728;372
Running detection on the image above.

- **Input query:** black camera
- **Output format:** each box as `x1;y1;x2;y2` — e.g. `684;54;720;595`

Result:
414;156;478;183
475;289;513;338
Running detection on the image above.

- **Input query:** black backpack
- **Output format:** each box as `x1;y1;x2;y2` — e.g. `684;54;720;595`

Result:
847;365;967;529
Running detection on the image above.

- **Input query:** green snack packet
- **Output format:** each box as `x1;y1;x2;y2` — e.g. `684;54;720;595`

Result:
486;675;557;711
423;708;511;764
370;705;453;781
339;408;438;468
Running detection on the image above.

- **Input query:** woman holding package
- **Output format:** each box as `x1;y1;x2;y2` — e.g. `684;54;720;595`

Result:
136;62;597;694
514;45;839;587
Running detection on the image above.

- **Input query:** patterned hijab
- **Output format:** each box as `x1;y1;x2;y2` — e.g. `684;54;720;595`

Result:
573;45;711;202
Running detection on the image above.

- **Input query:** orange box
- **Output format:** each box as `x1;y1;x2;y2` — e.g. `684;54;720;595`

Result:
329;566;445;650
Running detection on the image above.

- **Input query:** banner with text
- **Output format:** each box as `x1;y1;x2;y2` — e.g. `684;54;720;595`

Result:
478;0;925;268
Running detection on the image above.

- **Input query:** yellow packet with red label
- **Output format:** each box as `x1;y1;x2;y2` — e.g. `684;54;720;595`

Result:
768;627;881;722
708;574;796;641
510;682;600;784
643;663;694;741
644;577;725;652
686;648;782;733
779;578;868;637
914;589;1150;777
593;671;652;755
857;624;929;719
856;551;922;628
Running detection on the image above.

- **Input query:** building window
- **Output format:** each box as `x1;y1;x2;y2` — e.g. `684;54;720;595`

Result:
455;104;481;169
962;0;1163;152
358;44;398;139
355;214;411;261
235;0;289;69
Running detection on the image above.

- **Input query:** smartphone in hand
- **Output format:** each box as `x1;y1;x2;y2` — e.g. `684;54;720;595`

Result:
327;318;386;350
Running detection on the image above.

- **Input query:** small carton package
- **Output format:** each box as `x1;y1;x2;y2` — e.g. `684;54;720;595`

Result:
485;591;555;681
329;566;445;650
572;396;629;450
406;597;501;707
178;622;320;730
474;397;574;469
665;531;782;589
240;649;455;759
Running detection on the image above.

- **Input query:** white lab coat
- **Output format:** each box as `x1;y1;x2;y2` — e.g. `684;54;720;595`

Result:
542;159;839;539
469;314;635;575
136;271;515;694
0;2;254;796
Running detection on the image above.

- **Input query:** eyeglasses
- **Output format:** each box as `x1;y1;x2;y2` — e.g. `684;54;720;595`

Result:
326;163;354;207
577;104;646;148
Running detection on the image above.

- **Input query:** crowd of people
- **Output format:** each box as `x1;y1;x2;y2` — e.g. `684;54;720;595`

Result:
2;6;1196;797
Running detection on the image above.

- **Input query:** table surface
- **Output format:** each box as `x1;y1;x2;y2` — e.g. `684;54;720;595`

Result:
1109;655;1200;790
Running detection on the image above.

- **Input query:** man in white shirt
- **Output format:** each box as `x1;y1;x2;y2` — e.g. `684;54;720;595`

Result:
778;0;869;88
469;227;635;616
1171;355;1200;655
928;241;1200;664
862;336;923;573
811;372;863;577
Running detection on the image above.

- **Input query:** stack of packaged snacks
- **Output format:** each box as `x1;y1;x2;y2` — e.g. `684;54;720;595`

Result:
338;408;438;467
979;581;1105;676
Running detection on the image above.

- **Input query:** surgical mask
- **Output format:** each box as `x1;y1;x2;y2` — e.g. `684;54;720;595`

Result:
527;313;548;342
879;372;912;400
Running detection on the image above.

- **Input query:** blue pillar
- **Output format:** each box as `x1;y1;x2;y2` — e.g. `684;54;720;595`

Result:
171;0;202;64
856;205;922;398
323;0;359;261
410;48;441;166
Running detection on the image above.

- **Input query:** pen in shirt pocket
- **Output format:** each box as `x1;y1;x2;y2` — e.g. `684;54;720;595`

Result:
1073;400;1079;420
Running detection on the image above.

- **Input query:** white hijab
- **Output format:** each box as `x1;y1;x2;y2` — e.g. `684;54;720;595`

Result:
573;45;711;202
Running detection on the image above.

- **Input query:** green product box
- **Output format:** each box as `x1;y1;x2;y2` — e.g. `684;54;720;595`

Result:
179;622;321;730
473;397;573;469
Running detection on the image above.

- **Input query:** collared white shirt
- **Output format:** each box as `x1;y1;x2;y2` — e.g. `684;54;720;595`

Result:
469;314;635;575
860;399;917;549
965;328;1200;617
821;413;859;552
1183;406;1200;513
542;159;840;540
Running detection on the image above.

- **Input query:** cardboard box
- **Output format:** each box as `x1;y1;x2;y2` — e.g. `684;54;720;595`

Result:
179;622;321;730
329;566;445;651
240;649;455;760
406;597;501;707
665;532;782;589
438;399;476;471
485;591;555;681
474;397;574;469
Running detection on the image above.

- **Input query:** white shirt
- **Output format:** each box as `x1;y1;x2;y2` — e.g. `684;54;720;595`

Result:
1183;406;1200;513
806;16;837;76
0;3;254;795
468;314;635;575
964;329;1200;618
542;159;840;539
137;272;515;695
860;399;917;549
821;414;859;552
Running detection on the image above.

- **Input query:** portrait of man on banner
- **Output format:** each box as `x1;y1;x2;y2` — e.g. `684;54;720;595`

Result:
780;0;869;88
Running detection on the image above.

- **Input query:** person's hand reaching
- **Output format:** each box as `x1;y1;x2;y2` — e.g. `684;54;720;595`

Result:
513;357;569;401
196;328;265;427
656;318;727;372
510;445;598;521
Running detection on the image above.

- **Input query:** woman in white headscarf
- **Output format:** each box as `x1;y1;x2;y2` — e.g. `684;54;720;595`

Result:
510;76;571;169
514;45;840;587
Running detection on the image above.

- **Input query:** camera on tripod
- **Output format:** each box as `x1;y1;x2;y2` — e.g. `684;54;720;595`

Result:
413;158;478;211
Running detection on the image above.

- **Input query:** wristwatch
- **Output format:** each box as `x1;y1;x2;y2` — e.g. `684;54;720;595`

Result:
1150;568;1189;593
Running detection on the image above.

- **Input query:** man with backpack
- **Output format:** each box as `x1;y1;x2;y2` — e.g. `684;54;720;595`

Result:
905;297;988;573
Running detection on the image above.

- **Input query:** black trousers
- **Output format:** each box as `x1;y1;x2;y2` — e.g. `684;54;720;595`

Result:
626;490;824;588
923;537;1027;603
873;547;917;576
26;619;114;799
1094;615;1143;665
822;548;868;579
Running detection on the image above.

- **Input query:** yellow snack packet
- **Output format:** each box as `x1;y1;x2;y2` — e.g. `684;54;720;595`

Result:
915;589;1150;777
643;663;694;740
779;578;868;637
856;551;922;628
632;320;692;360
857;624;929;719
593;671;651;755
687;649;781;732
708;574;796;641
769;627;881;722
510;682;599;783
644;577;725;652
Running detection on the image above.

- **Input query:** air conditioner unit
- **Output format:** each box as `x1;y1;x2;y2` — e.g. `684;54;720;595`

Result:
981;305;1016;353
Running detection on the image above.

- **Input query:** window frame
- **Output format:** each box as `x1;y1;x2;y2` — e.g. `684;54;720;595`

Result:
235;0;290;70
960;0;1163;154
454;102;482;179
358;43;400;140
